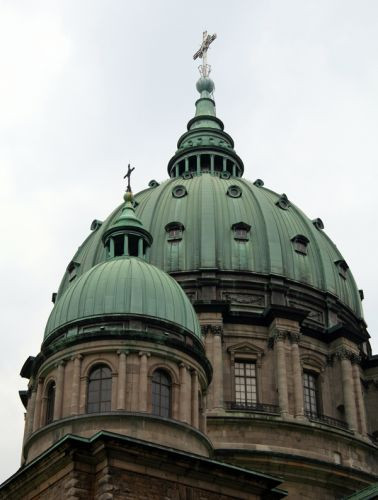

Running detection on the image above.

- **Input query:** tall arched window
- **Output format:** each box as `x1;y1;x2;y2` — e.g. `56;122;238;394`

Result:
87;365;112;413
45;381;56;424
152;370;171;418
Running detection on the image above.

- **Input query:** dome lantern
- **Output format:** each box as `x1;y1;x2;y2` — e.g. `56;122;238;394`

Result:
167;34;244;179
102;167;153;259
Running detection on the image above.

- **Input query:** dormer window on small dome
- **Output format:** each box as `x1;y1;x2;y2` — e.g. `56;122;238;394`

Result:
291;235;310;255
335;259;349;279
67;261;80;282
232;222;251;241
165;222;185;242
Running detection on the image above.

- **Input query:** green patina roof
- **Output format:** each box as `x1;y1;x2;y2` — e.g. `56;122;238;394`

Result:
344;483;378;499
55;174;363;319
45;257;201;341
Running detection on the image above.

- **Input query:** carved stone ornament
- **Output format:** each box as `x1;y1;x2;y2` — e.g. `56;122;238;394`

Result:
334;348;361;364
289;332;301;344
268;329;289;348
200;324;223;336
224;293;264;306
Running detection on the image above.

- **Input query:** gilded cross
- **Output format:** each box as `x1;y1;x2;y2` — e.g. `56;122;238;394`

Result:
193;31;217;77
124;164;135;192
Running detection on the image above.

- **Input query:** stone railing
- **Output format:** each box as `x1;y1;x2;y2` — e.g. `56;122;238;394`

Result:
225;401;280;414
305;411;348;430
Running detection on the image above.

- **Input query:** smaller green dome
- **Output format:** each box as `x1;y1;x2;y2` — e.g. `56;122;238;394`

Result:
44;257;201;341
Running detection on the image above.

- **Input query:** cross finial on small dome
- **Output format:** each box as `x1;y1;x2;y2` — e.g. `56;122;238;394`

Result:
124;164;135;193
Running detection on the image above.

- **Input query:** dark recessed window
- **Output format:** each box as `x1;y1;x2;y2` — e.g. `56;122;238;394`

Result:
172;185;187;198
165;222;185;242
335;259;349;279
276;193;291;210
227;185;242;198
235;361;257;405
152;370;171;418
303;372;319;416
67;261;80;282
87;365;112;414
291;234;310;255
232;222;251;241
148;179;160;188
90;219;103;231
45;381;56;425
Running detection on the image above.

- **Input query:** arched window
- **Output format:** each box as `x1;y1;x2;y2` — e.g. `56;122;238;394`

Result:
151;370;171;418
45;381;56;424
87;365;112;414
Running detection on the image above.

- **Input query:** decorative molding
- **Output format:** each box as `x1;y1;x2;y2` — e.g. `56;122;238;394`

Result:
201;324;223;336
224;293;265;307
334;348;361;364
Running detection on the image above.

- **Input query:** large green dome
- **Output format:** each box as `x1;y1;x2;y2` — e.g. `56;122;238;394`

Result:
45;256;201;341
55;174;362;319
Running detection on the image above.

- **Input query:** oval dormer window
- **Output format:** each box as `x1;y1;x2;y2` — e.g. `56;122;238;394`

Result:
165;222;185;242
291;235;310;255
232;222;251;241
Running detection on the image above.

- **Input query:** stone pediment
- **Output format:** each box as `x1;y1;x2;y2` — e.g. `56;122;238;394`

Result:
228;341;265;356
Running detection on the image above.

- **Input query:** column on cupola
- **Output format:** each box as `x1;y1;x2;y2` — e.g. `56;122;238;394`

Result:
70;355;82;415
53;360;65;421
203;324;224;411
290;332;305;418
26;383;37;437
337;349;358;431
179;363;191;423
191;369;199;428
352;358;367;435
117;351;128;410
33;377;44;431
138;352;150;412
203;326;214;410
269;327;289;417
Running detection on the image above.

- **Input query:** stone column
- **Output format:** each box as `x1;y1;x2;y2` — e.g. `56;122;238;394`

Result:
117;351;127;410
79;375;88;414
290;333;304;418
191;370;199;428
33;378;44;432
337;349;358;431
211;326;224;411
26;385;37;436
352;360;367;435
179;363;190;423
271;331;289;417
70;355;82;416
203;326;214;410
138;352;149;412
54;360;65;421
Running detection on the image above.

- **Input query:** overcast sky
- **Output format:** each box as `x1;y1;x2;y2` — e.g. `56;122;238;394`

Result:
1;0;377;483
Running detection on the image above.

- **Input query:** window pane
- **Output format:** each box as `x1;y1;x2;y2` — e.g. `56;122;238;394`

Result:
151;370;171;417
303;372;318;415
87;364;112;414
234;361;257;405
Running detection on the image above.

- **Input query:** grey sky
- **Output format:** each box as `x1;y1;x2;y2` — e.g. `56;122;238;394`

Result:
1;0;377;483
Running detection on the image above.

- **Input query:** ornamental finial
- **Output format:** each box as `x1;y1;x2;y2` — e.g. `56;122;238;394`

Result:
193;31;217;78
123;164;135;193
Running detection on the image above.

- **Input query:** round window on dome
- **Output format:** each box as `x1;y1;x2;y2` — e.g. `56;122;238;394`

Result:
172;185;188;198
182;172;193;180
227;185;242;198
220;171;231;179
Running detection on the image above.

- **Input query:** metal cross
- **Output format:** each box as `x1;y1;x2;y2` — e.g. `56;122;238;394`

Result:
193;31;217;77
123;164;135;192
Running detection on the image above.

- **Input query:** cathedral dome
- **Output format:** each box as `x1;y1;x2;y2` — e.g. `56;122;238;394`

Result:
55;174;363;320
44;256;201;343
